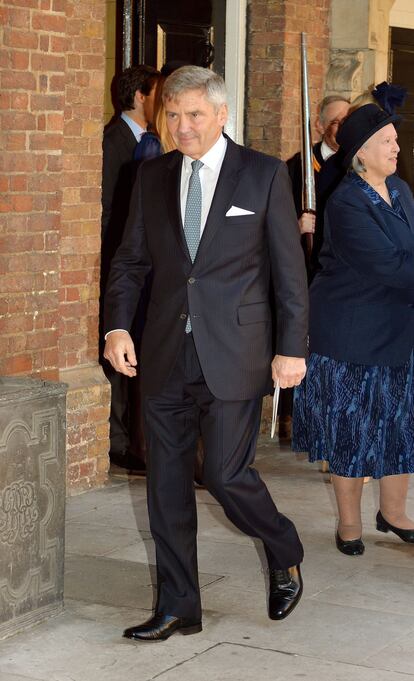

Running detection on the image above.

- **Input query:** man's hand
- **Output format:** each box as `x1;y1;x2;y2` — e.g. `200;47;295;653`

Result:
271;355;306;389
298;212;315;235
103;331;137;377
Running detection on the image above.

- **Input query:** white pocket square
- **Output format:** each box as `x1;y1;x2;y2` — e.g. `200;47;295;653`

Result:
225;205;255;217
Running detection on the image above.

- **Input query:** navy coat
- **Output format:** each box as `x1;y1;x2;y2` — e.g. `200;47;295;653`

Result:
309;173;414;366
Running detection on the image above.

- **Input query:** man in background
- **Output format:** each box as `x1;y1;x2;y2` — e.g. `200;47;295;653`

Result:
287;94;350;270
100;64;159;474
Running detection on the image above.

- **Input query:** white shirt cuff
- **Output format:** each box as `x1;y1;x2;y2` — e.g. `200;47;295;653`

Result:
104;329;128;341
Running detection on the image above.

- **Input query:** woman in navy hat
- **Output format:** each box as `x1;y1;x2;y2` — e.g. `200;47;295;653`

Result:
293;104;414;555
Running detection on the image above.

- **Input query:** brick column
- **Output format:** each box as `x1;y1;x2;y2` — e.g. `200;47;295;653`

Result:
59;0;110;492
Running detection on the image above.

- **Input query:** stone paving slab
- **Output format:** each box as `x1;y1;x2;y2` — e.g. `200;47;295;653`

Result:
199;602;414;666
0;675;47;681
365;629;414;675
149;641;414;681
310;563;414;615
65;554;224;611
68;496;151;532
1;443;413;680
65;523;151;557
0;610;214;681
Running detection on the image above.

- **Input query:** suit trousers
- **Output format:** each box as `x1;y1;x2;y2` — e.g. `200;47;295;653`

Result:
144;333;304;619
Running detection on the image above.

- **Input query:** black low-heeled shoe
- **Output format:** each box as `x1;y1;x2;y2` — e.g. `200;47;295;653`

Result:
335;532;365;556
376;511;414;543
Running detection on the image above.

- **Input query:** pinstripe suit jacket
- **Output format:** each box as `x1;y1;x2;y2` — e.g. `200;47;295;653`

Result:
104;135;308;400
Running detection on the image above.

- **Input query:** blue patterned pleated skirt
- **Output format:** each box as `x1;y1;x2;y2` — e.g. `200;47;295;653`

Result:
292;352;414;479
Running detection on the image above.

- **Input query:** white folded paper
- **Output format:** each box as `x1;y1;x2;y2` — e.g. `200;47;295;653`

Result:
270;381;280;439
225;205;255;217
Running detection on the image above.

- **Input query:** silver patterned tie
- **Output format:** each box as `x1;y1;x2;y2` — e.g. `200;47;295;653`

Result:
184;159;203;332
184;159;203;261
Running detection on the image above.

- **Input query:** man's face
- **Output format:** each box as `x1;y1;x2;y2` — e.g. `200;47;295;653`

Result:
165;88;228;159
318;101;350;152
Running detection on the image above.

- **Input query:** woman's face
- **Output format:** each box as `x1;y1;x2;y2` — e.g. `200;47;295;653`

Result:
358;123;400;179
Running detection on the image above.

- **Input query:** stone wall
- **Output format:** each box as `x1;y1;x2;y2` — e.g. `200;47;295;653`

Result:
327;0;394;100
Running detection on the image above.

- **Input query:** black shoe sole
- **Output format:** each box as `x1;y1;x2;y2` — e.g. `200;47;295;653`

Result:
180;623;203;635
377;518;414;543
124;622;202;642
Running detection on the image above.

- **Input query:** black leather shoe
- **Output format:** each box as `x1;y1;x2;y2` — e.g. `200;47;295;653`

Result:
109;450;146;475
278;415;292;442
376;511;414;543
123;613;202;642
335;532;365;556
268;565;303;620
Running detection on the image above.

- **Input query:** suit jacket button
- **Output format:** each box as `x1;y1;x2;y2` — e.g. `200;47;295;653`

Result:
180;313;187;320
188;277;196;284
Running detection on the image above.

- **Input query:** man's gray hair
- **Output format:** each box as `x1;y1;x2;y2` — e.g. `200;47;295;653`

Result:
162;65;227;110
319;95;350;123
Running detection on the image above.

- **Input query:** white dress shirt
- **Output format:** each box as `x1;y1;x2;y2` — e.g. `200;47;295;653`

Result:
320;140;336;161
121;112;146;143
180;133;227;235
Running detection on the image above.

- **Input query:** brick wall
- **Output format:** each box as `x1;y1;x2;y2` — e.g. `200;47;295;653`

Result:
0;1;64;380
60;0;105;371
246;0;331;160
0;0;110;494
60;0;109;492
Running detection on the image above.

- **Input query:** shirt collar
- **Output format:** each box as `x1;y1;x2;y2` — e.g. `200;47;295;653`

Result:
183;134;227;173
320;140;336;161
121;112;146;142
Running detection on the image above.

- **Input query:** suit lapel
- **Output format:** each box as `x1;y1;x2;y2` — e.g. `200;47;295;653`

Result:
165;151;192;261
118;118;138;156
195;137;240;260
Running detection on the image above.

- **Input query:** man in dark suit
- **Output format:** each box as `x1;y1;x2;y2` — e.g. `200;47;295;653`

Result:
287;95;350;271
101;65;159;473
104;66;308;641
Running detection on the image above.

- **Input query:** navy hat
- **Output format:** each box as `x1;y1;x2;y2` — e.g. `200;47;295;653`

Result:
337;104;401;168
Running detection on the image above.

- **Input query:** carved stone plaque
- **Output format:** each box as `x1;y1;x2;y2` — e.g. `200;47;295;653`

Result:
0;378;67;639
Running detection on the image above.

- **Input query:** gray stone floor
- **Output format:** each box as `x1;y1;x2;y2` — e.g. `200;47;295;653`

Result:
1;439;414;681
